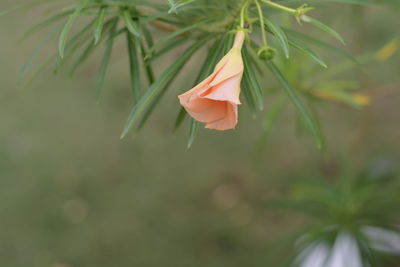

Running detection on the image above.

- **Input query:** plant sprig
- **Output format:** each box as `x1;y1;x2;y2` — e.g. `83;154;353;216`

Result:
0;0;387;148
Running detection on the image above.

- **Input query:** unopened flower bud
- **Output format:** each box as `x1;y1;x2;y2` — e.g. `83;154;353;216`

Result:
257;46;275;60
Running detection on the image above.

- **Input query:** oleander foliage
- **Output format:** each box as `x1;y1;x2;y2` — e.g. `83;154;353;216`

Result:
0;0;397;147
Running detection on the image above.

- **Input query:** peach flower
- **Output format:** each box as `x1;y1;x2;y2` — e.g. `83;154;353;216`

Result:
178;31;245;130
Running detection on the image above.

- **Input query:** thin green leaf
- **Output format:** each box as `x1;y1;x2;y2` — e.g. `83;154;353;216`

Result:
54;18;96;74
168;0;196;14
17;28;59;85
120;36;212;139
121;9;142;38
246;41;269;75
70;19;115;75
187;119;199;149
19;10;72;41
140;11;173;24
278;0;375;5
265;61;324;149
141;23;154;48
222;31;235;54
90;1;168;9
285;28;356;63
140;42;155;85
106;27;126;41
127;32;141;102
302;15;346;45
69;41;96;75
306;101;325;149
288;38;328;68
94;7;107;45
149;20;209;54
136;41;196;130
243;44;264;110
20;56;57;89
240;46;259;112
147;37;188;62
140;24;155;85
263;16;290;58
173;107;188;133
241;76;257;114
96;19;118;101
59;0;90;58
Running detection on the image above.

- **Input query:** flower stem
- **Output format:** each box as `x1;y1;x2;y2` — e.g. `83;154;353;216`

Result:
255;0;268;46
240;0;250;28
259;0;296;15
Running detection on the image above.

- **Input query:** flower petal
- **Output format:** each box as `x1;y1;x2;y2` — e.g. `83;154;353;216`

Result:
205;102;238;130
201;75;242;104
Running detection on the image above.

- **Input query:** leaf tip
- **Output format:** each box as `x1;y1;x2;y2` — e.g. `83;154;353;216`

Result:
120;131;127;140
187;141;194;149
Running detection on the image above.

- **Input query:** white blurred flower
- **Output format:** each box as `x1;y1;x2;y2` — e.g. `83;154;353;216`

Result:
296;242;330;267
295;232;363;267
327;232;363;267
363;226;400;254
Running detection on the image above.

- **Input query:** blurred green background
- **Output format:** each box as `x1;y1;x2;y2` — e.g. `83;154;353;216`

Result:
0;1;399;266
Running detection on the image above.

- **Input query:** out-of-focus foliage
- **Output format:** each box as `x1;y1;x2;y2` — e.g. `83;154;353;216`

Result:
266;158;400;266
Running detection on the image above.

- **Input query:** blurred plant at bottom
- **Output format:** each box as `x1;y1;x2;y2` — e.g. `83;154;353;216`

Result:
266;157;400;267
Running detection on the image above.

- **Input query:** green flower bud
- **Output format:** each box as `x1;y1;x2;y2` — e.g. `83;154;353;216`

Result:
257;46;275;60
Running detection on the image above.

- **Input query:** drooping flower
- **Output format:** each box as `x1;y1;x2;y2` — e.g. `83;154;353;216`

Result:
178;31;245;131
